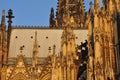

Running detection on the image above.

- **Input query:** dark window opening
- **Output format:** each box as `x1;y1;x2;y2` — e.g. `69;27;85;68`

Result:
38;45;40;48
15;36;18;39
46;36;48;39
22;45;25;47
31;36;33;39
76;37;78;39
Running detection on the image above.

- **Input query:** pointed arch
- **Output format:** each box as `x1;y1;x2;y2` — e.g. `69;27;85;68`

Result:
11;73;28;80
39;72;51;80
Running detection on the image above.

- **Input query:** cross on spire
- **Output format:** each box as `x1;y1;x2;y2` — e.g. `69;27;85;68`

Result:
6;9;14;27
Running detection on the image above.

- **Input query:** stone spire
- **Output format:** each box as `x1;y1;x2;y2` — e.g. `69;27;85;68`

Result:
6;9;14;54
0;10;5;44
0;10;6;74
32;31;38;67
0;10;7;68
1;10;6;29
87;2;94;80
49;8;55;28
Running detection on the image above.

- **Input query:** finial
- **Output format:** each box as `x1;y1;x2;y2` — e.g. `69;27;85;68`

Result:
6;9;15;27
35;31;37;41
51;7;54;13
20;46;24;54
70;15;75;23
33;31;38;53
2;10;5;16
48;47;52;56
53;45;56;55
89;1;93;8
1;10;6;27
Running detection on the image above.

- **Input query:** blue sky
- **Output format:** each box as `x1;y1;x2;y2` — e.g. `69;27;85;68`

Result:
0;0;98;26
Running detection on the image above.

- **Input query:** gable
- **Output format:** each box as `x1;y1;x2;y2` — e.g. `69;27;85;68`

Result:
9;54;30;80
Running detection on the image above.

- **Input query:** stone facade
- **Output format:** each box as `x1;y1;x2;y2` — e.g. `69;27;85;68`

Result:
87;0;120;80
0;0;120;80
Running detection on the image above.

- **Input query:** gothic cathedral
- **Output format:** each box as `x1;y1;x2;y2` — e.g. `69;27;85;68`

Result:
0;0;120;80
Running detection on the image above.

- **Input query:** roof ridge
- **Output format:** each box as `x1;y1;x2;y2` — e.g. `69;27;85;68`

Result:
12;25;49;28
